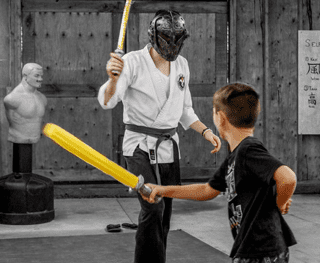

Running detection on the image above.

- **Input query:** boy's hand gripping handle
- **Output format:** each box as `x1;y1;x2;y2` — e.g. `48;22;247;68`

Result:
135;175;162;204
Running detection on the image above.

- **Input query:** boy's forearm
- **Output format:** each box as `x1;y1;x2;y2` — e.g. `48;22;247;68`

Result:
276;182;296;208
157;183;220;201
104;79;117;106
274;166;297;208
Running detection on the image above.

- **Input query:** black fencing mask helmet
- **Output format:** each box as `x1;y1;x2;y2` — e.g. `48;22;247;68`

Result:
148;10;189;61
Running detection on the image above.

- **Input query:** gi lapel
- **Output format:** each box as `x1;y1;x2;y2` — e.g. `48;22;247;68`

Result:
151;60;177;128
144;44;163;112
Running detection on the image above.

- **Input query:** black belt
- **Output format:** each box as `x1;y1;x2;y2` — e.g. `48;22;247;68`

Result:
125;124;180;185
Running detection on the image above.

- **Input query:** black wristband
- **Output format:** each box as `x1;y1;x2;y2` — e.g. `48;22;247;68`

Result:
201;128;210;136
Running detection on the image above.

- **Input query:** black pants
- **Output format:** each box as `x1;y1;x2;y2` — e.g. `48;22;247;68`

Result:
124;146;180;263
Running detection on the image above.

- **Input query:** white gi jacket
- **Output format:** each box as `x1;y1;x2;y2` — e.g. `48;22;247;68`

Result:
98;44;199;164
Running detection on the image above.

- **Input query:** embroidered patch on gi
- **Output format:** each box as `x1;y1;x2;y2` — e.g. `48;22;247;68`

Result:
177;74;185;90
149;149;156;161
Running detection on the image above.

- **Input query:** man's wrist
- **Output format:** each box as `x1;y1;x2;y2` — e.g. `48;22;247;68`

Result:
202;128;212;137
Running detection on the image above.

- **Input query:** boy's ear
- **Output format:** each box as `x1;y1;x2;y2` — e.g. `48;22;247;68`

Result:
217;110;228;124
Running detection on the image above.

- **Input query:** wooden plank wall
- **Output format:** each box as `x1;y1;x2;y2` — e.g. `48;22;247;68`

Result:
0;0;22;177
230;0;265;142
233;0;320;186
0;0;10;178
267;0;298;172
24;11;115;181
11;0;123;182
22;12;113;97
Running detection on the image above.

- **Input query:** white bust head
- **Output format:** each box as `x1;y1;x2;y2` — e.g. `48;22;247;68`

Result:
22;63;43;89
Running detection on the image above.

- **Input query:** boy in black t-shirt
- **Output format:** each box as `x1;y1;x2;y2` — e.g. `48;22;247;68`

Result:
140;83;297;262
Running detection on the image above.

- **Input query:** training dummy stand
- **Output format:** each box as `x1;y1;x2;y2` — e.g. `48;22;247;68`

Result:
0;63;54;225
0;144;55;224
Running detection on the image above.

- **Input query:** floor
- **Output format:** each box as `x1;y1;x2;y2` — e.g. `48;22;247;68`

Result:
0;194;319;263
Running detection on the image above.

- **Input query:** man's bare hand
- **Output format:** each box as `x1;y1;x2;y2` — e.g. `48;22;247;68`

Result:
106;53;124;81
204;131;222;154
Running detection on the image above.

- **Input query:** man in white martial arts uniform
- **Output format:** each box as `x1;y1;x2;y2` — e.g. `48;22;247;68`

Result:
98;10;221;263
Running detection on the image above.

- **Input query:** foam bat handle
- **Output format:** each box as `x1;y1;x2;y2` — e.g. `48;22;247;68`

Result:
112;0;133;75
42;123;161;203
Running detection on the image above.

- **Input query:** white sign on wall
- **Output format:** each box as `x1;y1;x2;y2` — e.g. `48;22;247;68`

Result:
298;30;320;134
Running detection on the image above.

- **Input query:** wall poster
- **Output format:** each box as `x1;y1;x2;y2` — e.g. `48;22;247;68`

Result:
298;30;320;134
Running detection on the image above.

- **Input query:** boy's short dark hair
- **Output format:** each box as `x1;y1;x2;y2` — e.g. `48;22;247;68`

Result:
213;83;260;128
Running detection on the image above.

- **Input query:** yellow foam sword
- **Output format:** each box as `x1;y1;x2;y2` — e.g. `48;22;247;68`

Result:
42;123;160;203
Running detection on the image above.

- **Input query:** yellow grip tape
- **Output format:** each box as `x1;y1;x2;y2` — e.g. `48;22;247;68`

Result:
117;0;133;50
43;123;139;189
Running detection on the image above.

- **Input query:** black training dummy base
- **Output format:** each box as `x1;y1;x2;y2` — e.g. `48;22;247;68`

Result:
0;143;54;225
0;173;55;225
